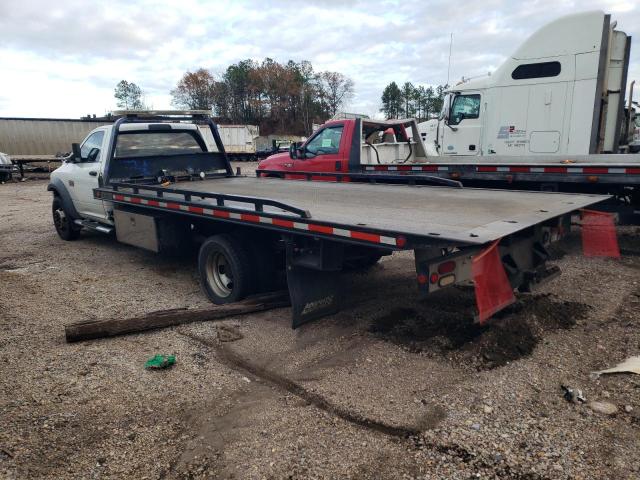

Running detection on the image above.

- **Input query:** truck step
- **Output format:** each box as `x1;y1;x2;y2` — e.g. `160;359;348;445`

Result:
74;219;114;234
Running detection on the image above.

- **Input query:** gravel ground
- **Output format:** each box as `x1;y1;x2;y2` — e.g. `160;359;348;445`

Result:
1;171;639;479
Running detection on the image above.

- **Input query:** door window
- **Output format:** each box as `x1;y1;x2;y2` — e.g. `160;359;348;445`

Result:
305;126;343;156
80;131;105;161
449;95;480;125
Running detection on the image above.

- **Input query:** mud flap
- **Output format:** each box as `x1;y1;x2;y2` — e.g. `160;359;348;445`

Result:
472;239;516;324
580;209;620;258
286;265;341;328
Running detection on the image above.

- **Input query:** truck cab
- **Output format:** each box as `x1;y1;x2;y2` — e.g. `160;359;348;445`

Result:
48;111;230;239
419;10;633;157
257;118;429;176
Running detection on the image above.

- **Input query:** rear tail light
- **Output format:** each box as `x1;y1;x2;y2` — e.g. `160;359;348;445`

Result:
437;261;456;274
429;273;439;284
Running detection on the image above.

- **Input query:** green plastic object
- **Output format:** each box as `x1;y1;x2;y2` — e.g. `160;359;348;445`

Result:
145;354;176;370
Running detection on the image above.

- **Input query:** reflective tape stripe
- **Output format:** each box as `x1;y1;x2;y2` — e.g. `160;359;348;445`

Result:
350;230;380;243
109;194;404;247
368;164;640;176
272;218;294;228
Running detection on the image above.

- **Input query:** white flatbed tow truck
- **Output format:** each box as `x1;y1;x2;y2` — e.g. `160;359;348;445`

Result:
48;111;611;327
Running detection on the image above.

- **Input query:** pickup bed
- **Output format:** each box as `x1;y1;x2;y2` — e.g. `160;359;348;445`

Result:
49;112;611;327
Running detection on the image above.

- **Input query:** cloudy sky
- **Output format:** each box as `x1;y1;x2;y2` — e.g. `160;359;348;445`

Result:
0;0;638;119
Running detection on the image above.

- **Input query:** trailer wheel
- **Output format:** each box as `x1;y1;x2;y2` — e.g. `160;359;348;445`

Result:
199;234;251;304
52;196;81;241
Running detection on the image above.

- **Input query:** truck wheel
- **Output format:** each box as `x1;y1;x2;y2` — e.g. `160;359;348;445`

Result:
52;196;81;241
198;234;251;304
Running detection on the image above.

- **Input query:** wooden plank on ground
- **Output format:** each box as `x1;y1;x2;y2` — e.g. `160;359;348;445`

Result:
65;292;290;343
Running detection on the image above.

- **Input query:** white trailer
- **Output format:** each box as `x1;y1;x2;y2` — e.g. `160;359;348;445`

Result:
198;124;260;160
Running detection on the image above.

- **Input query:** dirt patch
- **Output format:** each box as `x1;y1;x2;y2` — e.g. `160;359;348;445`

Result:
370;294;590;370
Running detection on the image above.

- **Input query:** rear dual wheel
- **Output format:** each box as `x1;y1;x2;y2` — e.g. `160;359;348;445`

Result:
198;234;252;304
198;233;281;304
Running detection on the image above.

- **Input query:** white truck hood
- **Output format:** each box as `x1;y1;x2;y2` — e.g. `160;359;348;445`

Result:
0;152;11;165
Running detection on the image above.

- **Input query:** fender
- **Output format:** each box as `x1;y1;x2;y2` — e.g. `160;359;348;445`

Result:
47;178;81;220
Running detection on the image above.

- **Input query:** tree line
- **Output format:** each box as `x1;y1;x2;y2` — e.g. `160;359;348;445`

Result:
113;66;449;135
380;82;448;122
114;59;353;136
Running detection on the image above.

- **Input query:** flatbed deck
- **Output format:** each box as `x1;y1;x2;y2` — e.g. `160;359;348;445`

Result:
104;176;607;245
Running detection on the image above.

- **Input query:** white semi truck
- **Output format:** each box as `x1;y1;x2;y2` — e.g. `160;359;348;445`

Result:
419;10;633;156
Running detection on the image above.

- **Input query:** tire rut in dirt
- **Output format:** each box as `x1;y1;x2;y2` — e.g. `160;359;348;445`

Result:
177;330;424;438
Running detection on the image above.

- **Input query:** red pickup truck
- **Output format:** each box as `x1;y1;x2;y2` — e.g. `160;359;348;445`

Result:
256;118;445;184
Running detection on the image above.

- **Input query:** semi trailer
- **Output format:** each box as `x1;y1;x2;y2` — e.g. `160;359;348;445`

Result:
48;111;610;327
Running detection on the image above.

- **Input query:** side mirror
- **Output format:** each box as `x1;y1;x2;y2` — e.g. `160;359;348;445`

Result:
290;142;304;159
71;143;82;163
87;147;100;162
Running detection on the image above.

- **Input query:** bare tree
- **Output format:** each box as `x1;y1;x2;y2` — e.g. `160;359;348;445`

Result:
170;69;216;110
320;72;354;118
114;80;145;110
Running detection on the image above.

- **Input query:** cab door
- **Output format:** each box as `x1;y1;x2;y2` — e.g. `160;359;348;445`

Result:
293;123;347;175
66;128;108;221
441;93;482;156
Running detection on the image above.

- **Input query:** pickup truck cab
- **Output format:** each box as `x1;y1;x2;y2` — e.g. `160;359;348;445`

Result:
257;118;428;177
49;115;226;239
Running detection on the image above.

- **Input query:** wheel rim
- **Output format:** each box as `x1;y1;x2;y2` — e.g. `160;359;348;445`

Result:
205;251;234;297
53;208;67;233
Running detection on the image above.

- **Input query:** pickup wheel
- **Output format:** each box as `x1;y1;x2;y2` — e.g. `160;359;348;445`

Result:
198;234;251;304
52;196;81;241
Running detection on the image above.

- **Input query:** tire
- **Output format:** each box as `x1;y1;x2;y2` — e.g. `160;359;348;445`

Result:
198;234;252;304
52;196;81;241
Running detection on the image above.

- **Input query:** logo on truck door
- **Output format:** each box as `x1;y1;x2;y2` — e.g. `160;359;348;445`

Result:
497;125;526;139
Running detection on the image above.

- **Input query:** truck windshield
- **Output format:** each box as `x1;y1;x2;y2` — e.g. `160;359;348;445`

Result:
115;132;205;158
